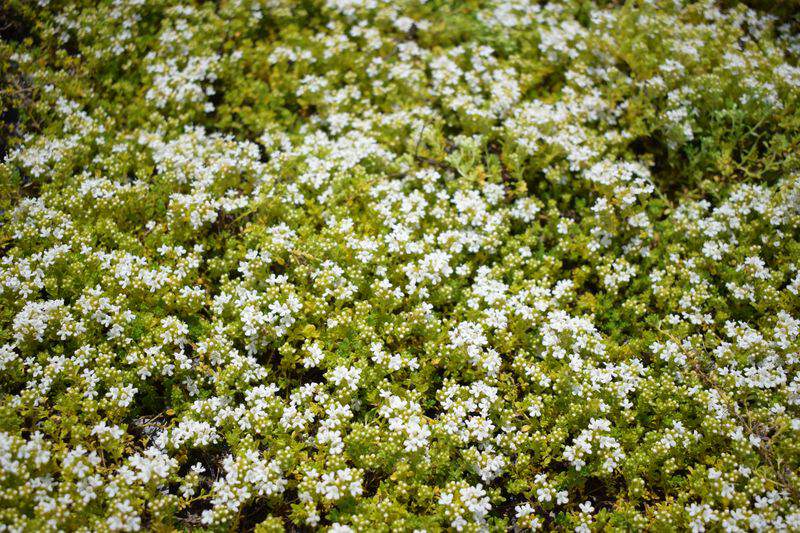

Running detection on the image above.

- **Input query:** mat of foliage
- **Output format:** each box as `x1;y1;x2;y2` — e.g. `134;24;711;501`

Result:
2;0;800;531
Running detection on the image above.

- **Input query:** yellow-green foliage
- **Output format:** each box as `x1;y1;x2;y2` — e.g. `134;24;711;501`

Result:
1;0;800;531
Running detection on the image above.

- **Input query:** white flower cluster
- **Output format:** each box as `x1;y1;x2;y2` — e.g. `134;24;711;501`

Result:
3;0;800;530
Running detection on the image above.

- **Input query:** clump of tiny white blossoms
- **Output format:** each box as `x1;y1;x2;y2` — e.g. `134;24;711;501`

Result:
1;0;800;530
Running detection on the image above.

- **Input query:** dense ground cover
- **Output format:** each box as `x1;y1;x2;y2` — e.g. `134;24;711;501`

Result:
2;0;800;530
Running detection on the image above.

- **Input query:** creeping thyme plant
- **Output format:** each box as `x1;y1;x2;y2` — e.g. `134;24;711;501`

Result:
2;0;800;530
